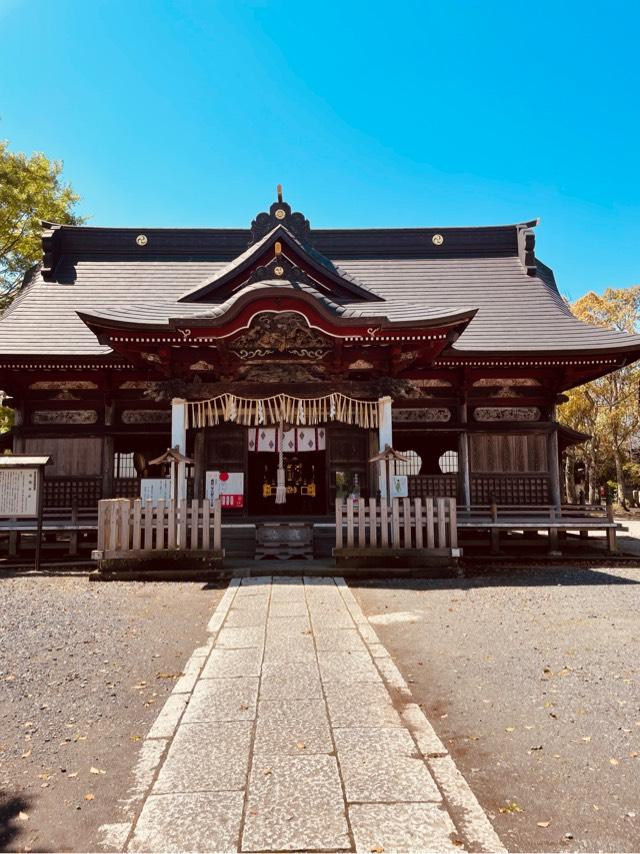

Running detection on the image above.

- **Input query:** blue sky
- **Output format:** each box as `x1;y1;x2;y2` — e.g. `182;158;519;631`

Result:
1;0;638;299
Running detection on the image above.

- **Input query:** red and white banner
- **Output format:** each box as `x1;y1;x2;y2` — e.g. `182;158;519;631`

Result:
248;427;326;453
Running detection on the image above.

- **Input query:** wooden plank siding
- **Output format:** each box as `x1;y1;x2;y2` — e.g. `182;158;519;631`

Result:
24;437;103;477
469;433;548;474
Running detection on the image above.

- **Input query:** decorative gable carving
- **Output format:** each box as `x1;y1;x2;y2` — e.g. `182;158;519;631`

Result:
246;255;320;291
249;192;311;245
228;312;331;361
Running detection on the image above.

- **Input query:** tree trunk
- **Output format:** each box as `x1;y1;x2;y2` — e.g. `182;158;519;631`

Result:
564;452;576;503
587;451;597;503
614;446;626;505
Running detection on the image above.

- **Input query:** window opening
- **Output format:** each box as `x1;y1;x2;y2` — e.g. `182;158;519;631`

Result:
438;450;459;474
394;450;422;476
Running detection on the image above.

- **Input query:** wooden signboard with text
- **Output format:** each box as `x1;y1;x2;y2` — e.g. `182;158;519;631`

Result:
0;456;50;571
0;468;39;517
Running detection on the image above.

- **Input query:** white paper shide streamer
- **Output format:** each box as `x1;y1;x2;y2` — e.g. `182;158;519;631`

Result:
186;392;379;430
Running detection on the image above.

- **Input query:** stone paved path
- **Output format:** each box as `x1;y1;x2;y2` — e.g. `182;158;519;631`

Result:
115;577;504;853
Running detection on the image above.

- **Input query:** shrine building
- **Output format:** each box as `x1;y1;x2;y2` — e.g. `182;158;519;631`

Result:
2;190;640;529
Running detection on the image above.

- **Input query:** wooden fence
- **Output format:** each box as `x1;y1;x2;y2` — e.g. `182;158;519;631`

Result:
335;496;458;553
97;498;222;556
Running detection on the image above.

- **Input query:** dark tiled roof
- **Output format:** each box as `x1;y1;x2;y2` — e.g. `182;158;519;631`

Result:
1;223;639;358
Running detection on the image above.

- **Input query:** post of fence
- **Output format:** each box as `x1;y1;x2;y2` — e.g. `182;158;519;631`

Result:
606;499;617;554
490;495;499;554
335;499;343;549
213;498;222;552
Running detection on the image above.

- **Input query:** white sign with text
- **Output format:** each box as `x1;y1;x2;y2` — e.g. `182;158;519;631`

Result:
0;468;39;517
206;471;244;508
140;478;172;505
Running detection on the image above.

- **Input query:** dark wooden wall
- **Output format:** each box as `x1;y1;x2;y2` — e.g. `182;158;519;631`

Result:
24;436;103;477
469;433;548;474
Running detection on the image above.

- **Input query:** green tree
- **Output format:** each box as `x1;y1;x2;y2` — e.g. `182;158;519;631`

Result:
0;141;81;310
559;287;640;503
0;404;13;434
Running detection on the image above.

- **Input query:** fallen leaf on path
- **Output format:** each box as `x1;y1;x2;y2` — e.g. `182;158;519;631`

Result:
537;821;551;828
84;793;95;801
610;758;619;766
499;801;524;814
582;736;592;742
130;735;142;742
18;811;28;821
21;750;31;758
156;672;182;680
90;767;106;775
68;772;78;778
296;742;306;750
505;726;516;733
370;846;384;852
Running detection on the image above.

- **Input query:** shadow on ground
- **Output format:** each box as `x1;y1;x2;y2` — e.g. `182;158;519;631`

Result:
0;791;40;853
358;565;640;590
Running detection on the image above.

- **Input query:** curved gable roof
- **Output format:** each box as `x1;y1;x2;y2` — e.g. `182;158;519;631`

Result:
177;224;381;304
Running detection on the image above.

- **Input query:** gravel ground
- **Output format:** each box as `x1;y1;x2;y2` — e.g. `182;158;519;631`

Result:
351;565;640;854
0;576;223;853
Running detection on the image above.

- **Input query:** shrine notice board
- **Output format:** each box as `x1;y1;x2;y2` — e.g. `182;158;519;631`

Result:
0;468;39;517
0;456;49;571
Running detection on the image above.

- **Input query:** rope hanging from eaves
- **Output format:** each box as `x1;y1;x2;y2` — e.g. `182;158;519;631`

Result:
185;392;380;430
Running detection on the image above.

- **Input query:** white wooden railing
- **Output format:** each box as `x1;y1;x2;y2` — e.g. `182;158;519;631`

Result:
97;498;222;555
335;496;458;552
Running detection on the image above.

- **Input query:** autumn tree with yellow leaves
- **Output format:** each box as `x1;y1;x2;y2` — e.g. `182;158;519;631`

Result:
559;287;640;503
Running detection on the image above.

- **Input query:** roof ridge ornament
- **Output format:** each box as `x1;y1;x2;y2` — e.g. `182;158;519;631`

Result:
249;185;311;246
517;221;538;277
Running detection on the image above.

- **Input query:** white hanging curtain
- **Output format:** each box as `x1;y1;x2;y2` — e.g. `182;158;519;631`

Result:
247;426;327;453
